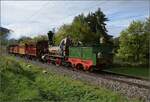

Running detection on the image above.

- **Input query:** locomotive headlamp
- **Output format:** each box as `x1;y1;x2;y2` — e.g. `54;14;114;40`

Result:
97;52;103;58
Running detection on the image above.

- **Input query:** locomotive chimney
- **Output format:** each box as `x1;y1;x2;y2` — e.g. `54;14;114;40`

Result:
47;30;54;45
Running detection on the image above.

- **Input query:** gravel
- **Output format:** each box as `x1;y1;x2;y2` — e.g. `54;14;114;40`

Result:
100;73;150;88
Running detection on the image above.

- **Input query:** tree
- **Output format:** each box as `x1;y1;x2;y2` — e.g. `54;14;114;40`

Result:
18;36;33;45
54;24;71;45
142;18;150;63
71;14;95;44
85;8;112;43
0;27;10;36
117;19;149;65
55;8;112;45
33;35;48;42
113;37;119;53
0;27;10;45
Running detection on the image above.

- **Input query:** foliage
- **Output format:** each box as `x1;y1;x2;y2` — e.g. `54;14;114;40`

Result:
18;36;33;45
116;18;150;65
33;35;48;42
18;35;48;45
54;24;70;45
0;27;10;45
113;37;119;53
7;39;18;45
55;8;112;45
0;56;140;102
0;27;10;36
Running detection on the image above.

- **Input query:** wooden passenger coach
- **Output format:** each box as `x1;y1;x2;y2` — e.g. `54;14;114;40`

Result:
8;40;48;60
18;45;26;55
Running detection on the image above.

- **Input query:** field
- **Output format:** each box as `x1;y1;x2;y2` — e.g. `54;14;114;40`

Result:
0;56;141;102
103;67;149;79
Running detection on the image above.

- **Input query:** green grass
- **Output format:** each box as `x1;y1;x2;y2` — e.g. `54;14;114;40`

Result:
104;67;149;79
0;56;141;102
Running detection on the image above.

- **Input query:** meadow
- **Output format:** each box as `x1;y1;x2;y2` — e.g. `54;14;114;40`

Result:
0;56;140;102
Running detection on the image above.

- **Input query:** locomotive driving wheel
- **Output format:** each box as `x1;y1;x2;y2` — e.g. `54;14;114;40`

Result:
89;66;94;72
55;58;62;66
47;59;51;64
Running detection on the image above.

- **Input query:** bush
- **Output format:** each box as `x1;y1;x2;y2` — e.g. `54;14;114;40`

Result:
113;56;149;67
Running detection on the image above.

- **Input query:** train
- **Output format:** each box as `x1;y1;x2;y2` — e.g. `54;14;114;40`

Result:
7;34;113;71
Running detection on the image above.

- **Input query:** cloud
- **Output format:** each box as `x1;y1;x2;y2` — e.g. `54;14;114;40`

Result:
1;0;149;38
106;25;128;37
6;22;50;39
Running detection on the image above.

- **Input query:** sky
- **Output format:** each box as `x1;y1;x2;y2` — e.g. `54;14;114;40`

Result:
1;0;149;39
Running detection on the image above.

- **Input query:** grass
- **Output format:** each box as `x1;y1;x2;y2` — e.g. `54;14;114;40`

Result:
103;67;149;79
0;56;141;102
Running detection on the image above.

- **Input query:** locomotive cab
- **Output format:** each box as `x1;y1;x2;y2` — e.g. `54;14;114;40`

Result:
93;44;113;67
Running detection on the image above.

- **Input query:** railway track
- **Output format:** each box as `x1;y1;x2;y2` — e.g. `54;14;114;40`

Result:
93;70;150;89
91;71;150;89
8;54;150;90
55;64;150;90
100;70;149;81
67;68;150;90
42;61;150;90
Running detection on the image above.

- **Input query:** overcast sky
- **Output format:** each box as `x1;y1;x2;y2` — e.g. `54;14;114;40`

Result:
1;0;149;39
